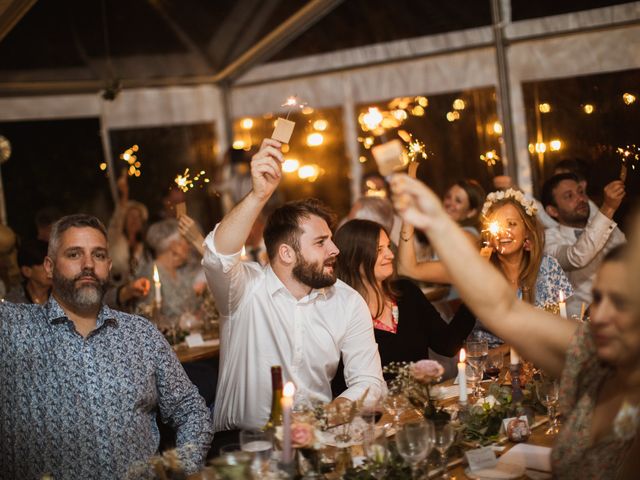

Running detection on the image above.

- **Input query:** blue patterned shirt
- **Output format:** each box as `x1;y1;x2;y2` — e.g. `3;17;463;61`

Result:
0;297;213;479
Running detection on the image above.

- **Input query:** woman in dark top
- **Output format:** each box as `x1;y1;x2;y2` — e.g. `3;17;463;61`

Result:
334;219;475;366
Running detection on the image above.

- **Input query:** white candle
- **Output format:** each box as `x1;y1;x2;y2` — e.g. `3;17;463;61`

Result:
153;264;162;306
510;347;520;365
558;290;567;318
281;381;295;463
458;348;467;403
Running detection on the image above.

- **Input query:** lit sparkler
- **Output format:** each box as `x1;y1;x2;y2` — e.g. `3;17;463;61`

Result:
119;145;142;177
407;137;428;162
617;145;640;181
174;168;210;193
480;149;500;166
281;96;307;120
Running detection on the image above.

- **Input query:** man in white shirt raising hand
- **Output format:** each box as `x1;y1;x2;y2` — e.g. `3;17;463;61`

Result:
203;138;385;452
542;173;626;318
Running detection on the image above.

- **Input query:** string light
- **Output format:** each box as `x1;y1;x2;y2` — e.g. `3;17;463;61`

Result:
362;108;383;130
306;133;324;147
538;103;551;113
282;159;300;173
583;104;594;114
312;119;328;131
452;99;466;110
549;139;562;151
623;93;636;105
240;118;253;129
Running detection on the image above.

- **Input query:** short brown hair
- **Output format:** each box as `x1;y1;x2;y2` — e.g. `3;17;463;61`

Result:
263;198;336;260
48;214;108;259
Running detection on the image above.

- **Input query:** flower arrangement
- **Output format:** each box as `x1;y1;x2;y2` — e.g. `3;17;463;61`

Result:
481;188;538;218
383;359;449;423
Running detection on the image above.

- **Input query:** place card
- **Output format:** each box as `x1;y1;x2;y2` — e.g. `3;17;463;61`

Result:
499;443;552;472
271;118;296;144
371;139;406;176
185;332;204;348
465;446;498;471
175;201;187;218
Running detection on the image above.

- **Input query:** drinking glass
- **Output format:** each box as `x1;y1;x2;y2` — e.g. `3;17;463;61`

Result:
485;350;504;384
383;392;408;427
395;419;435;479
240;430;273;476
210;445;252;480
537;379;560;434
433;423;456;479
363;428;389;480
466;339;488;397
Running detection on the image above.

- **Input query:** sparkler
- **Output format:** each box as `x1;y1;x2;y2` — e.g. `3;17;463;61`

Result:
617;145;640;181
407;137;428;162
281;96;307;120
272;96;307;144
120;145;142;176
174;168;210;193
480;150;499;166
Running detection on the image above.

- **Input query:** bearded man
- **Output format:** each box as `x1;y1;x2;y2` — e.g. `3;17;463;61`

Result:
542;173;626;317
0;214;213;479
204;138;384;451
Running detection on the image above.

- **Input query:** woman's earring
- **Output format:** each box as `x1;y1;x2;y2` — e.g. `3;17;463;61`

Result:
523;238;531;251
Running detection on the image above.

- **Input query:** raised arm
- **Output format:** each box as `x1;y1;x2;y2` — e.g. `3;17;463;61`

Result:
213;139;283;254
178;214;205;256
390;175;575;378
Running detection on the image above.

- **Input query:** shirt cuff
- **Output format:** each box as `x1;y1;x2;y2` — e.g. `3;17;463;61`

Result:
203;224;243;274
588;209;617;235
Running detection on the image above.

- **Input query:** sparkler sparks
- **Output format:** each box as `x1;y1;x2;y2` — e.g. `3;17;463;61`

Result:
281;96;308;119
120;145;142;176
480;149;500;166
174;168;210;193
407;137;428;162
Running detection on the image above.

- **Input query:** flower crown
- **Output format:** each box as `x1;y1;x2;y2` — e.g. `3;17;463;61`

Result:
481;188;538;217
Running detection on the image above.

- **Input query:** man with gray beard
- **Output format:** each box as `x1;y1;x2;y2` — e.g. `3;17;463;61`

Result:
0;214;213;479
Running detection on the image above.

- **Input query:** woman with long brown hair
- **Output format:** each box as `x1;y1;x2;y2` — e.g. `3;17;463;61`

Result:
334;218;475;367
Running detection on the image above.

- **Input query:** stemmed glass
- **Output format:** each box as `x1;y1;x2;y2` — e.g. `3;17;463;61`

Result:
466;339;488;397
383;392;408;428
485;350;504;384
363;427;389;480
395;419;435;479
537;379;560;434
433;423;456;479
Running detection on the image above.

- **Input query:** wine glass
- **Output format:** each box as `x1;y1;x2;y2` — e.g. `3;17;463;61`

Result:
363;428;389;480
395;419;435;479
466;339;488;397
383;392;408;428
240;429;273;477
536;379;560;434
433;423;456;479
485;350;504;384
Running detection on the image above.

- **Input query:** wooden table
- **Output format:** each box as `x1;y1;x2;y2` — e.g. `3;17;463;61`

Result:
175;343;220;363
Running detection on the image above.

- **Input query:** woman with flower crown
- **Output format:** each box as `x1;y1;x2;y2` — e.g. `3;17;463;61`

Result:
475;188;573;344
390;174;640;479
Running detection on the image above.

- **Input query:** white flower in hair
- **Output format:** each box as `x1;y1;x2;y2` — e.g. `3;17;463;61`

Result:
481;188;538;217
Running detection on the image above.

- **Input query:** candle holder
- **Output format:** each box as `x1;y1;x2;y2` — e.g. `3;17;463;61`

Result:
510;362;523;404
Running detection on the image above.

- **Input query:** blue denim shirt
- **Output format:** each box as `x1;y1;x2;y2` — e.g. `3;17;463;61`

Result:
0;297;213;479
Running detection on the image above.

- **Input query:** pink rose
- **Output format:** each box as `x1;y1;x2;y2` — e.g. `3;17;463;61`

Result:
410;360;444;383
290;422;316;449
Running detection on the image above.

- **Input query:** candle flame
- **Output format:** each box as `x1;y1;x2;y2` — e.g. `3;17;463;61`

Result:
559;290;565;303
283;381;295;398
459;348;466;363
153;264;160;283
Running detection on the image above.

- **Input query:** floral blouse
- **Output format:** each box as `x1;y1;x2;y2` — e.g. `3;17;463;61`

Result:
551;322;636;478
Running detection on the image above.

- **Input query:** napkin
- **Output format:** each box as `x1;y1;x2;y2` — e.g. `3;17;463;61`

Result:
433;384;472;400
465;461;525;479
499;443;552;472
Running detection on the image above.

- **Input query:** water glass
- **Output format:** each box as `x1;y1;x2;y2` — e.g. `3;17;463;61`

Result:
240;430;273;476
210;445;252;480
434;423;456;479
363;428;389;480
395;419;435;479
536;379;560;434
466;339;488;397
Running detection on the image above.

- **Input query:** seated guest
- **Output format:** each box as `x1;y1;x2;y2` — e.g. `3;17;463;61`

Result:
334;219;475;367
5;238;51;304
137;219;207;320
542;173;626;317
476;189;572;343
0;214;212;478
391;174;640;478
203;139;384;448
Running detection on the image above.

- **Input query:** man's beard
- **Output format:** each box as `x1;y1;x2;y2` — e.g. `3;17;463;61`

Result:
292;253;337;289
53;268;108;310
561;202;589;225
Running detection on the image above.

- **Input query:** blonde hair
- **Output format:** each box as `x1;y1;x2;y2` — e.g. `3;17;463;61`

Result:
484;198;544;298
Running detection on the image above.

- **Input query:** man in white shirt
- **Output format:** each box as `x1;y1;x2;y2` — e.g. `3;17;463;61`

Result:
203;138;384;447
542;173;626;318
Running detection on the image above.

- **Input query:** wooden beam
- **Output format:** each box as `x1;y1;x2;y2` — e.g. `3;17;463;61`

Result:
0;0;37;43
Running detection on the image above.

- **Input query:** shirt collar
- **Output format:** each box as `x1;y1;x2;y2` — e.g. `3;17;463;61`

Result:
45;296;119;328
265;265;329;302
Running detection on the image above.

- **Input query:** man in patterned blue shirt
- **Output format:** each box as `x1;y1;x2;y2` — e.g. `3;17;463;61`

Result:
0;214;213;479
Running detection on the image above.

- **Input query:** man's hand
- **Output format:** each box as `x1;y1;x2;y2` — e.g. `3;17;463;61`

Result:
601;180;625;218
178;214;205;255
118;277;150;304
251;138;283;202
390;174;445;232
116;169;129;202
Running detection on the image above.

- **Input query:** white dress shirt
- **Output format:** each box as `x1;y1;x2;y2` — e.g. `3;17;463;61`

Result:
544;209;626;317
203;225;385;432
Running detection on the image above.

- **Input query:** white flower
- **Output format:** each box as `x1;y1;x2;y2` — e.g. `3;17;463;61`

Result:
614;400;640;441
475;394;499;409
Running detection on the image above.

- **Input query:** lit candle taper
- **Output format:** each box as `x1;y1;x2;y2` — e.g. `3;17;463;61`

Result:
558;290;567;318
153;264;162;307
281;381;295;463
510;347;520;365
458;348;467;404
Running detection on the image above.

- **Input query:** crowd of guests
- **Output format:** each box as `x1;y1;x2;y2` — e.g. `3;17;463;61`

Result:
0;137;638;479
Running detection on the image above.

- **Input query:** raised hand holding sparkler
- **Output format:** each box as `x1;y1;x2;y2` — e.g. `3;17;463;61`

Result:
271;96;307;144
251;138;284;201
617;145;640;182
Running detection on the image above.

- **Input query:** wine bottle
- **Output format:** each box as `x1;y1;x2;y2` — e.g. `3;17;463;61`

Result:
264;365;283;430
